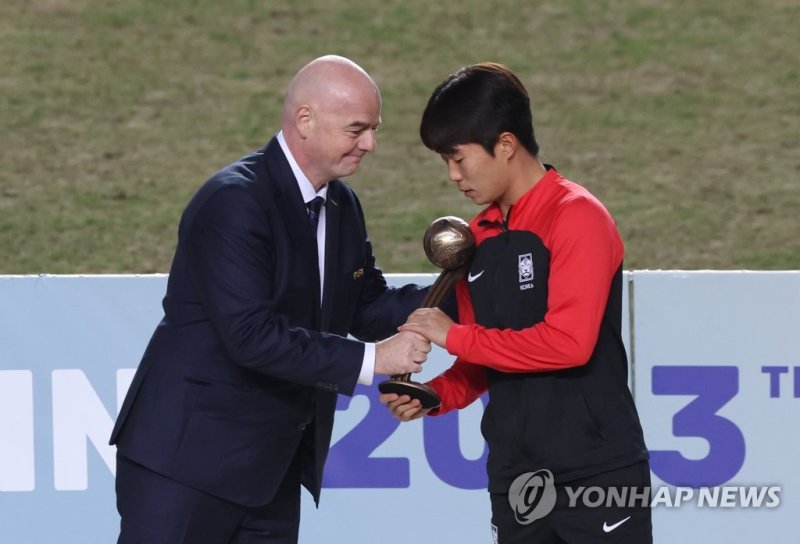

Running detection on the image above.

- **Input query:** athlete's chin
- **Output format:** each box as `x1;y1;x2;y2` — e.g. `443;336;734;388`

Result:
465;192;488;205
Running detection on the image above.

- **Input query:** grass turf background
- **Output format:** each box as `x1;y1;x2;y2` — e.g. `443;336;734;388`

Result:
1;0;798;273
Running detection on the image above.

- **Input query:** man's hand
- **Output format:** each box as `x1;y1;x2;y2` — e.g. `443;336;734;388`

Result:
379;393;431;421
397;307;454;348
374;331;431;376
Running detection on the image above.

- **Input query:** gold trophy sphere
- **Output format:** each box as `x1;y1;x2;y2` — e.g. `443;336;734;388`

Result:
423;216;475;271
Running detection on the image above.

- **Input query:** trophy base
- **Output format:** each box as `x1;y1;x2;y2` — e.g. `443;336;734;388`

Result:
378;379;441;409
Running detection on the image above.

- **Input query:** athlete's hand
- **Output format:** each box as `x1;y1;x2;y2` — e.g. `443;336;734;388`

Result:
398;307;454;349
379;392;431;421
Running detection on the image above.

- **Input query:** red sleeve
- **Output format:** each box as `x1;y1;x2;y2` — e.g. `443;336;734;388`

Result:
426;358;487;416
445;197;623;373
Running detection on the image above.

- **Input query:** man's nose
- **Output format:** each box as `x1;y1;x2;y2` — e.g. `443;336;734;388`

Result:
359;130;377;152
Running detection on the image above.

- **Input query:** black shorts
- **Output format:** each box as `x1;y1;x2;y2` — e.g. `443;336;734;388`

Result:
490;461;652;544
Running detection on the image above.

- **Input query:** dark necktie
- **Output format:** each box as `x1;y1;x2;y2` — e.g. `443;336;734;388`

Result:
307;196;325;233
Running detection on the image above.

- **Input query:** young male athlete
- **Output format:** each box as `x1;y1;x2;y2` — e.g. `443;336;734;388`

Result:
381;63;652;543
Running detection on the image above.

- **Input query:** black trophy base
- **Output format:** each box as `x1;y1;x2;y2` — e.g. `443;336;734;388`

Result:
378;379;441;409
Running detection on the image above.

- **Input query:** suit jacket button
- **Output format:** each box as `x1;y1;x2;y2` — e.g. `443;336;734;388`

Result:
298;424;306;431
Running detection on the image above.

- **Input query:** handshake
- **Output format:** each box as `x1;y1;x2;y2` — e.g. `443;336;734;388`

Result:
373;307;453;377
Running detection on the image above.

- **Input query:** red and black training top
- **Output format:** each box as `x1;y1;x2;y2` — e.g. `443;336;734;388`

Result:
428;165;649;492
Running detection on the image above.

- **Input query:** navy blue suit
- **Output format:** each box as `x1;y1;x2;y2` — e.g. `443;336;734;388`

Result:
110;137;425;534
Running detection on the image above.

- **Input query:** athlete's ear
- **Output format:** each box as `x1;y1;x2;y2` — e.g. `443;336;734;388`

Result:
496;132;518;160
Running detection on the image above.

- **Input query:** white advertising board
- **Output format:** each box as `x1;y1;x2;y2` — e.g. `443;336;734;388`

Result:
1;272;797;542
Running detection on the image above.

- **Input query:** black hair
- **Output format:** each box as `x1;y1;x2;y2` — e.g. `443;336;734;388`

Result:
419;62;539;157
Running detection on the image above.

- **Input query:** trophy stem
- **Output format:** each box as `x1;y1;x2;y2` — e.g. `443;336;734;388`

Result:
393;264;468;382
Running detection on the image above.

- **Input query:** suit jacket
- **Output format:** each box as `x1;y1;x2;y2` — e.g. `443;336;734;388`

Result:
110;136;425;507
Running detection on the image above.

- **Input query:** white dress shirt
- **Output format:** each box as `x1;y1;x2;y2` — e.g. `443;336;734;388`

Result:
276;131;376;386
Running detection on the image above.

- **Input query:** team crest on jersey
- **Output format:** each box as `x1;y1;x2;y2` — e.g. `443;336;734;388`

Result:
518;253;534;290
518;253;533;282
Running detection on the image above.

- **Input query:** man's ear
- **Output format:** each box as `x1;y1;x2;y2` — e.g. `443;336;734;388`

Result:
295;105;313;138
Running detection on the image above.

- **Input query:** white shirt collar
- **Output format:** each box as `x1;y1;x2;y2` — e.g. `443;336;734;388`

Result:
276;131;328;204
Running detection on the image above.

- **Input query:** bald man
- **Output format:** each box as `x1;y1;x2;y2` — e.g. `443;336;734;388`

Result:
110;55;430;544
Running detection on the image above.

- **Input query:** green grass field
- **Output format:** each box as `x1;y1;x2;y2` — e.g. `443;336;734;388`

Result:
1;0;798;273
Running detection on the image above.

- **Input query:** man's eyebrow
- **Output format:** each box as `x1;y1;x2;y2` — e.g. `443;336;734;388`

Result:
346;121;379;130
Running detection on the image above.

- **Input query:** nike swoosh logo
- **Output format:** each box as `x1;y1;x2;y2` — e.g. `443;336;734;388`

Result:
467;270;484;282
602;516;631;533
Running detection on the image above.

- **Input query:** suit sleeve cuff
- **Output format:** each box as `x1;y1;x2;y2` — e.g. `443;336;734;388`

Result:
357;342;376;385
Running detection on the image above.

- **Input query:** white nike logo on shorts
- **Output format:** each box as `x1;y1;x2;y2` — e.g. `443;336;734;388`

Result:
603;516;631;533
467;270;484;282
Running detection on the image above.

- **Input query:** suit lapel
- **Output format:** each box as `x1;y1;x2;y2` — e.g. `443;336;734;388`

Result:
260;138;322;309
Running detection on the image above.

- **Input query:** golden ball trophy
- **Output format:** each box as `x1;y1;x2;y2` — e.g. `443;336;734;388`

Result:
378;216;475;409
